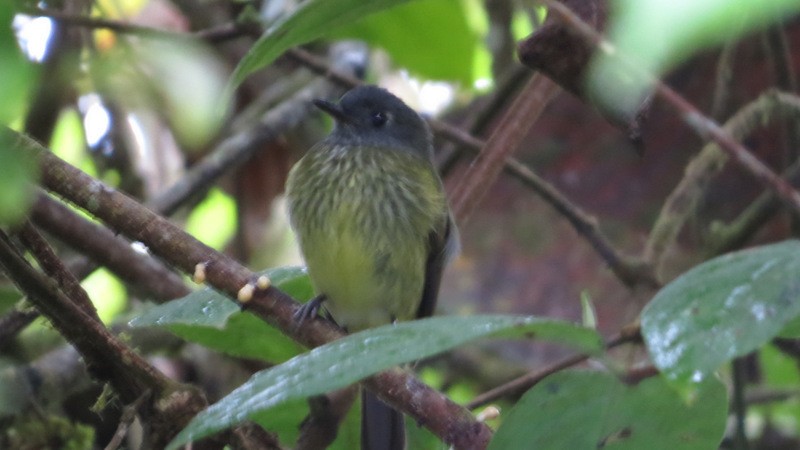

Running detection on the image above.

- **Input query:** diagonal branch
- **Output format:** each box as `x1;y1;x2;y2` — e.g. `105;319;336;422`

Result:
450;74;560;224
15;131;493;450
545;0;800;218
0;228;214;448
645;91;800;274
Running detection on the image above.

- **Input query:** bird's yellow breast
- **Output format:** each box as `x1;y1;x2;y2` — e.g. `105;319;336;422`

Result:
286;145;446;330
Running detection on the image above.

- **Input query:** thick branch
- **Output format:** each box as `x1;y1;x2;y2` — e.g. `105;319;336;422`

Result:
31;192;190;301
0;230;212;448
17;132;492;449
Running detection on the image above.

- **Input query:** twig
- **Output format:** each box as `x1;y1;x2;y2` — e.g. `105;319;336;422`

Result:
26;8;175;37
466;328;640;410
545;0;800;216
0;309;39;350
104;390;151;450
504;158;659;287
708;158;800;256
645;91;800;273
710;39;739;122
762;23;800;236
145;71;350;217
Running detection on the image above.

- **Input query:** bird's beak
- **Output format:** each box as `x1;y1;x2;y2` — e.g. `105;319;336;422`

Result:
313;99;352;124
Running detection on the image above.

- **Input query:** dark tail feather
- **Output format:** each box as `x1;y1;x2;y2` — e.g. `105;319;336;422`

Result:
361;390;405;450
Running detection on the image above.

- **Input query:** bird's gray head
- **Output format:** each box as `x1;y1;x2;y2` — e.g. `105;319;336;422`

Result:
313;86;434;160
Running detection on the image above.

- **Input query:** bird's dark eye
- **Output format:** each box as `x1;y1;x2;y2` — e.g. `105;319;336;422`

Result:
371;111;388;127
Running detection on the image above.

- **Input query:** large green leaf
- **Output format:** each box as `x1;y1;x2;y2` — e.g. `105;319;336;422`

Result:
167;315;602;448
588;0;800;115
641;241;800;388
231;0;412;87
489;370;727;450
129;266;311;361
332;0;478;84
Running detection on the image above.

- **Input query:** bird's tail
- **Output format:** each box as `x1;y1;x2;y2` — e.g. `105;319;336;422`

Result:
361;389;405;450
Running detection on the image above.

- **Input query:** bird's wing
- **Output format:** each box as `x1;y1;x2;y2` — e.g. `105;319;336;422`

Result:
416;213;459;319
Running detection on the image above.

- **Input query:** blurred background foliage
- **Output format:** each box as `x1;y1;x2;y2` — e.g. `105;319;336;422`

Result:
2;0;800;448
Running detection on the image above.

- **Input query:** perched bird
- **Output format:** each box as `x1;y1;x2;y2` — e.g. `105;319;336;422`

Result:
286;85;458;450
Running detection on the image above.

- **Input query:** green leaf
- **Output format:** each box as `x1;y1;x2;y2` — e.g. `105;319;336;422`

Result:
129;266;311;361
0;129;39;226
0;4;37;125
489;370;727;450
331;0;478;84
641;241;800;388
93;37;228;150
231;0;412;88
588;0;800;116
167;315;602;448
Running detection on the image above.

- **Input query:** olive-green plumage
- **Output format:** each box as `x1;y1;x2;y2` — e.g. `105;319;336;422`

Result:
286;85;456;332
285;85;457;450
287;143;446;330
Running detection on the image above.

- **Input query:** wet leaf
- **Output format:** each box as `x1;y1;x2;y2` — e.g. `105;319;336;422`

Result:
232;0;411;87
641;241;800;388
167;315;602;448
129;266;310;361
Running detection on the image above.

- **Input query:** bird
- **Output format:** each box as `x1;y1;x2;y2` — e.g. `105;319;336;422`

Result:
285;85;458;450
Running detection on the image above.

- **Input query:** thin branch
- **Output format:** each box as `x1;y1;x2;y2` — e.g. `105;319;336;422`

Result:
708;157;800;256
645;91;800;273
762;23;800;236
0;193;192;347
504;158;659;287
731;358;750;450
710;39;738;122
26;8;176;37
13;220;100;320
0;229;215;448
545;0;800;217
31;192;191;301
104;390;152;450
466;327;640;410
0;309;39;350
